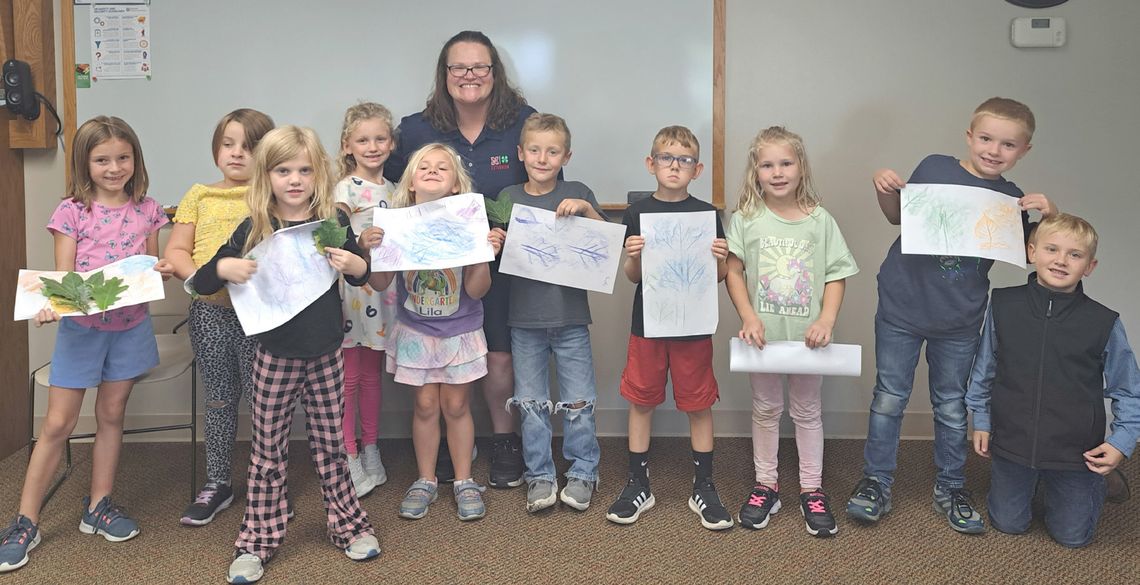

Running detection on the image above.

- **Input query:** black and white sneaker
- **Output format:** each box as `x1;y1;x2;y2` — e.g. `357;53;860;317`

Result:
181;482;234;526
605;477;655;525
688;479;734;531
799;490;838;537
488;433;525;488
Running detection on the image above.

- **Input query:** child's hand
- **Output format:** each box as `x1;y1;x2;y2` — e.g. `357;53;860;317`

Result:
973;431;990;458
804;318;834;348
1083;442;1124;475
218;258;257;284
1019;193;1058;218
326;247;367;278
153;259;176;281
711;238;729;261
872;168;905;197
624;235;645;259
358;226;384;249
489;227;506;255
34;307;61;327
556;199;591;217
739;314;766;348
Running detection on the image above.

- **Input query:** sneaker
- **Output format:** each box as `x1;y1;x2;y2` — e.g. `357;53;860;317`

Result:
689;479;733;531
454;479;487;521
0;515;40;573
347;455;377;498
489;433;525;488
606;477;655;525
1106;468;1131;504
933;485;985;534
361;443;388;486
398;479;438;519
799;490;838;537
846;476;890;522
287;497;294;521
181;481;235;526
79;496;139;542
559;478;594;511
435;441;478;484
526;479;558;513
344;534;381;561
226;553;264;584
738;484;781;530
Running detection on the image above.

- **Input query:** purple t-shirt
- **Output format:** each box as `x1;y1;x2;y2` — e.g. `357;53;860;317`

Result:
46;196;168;331
394;268;484;338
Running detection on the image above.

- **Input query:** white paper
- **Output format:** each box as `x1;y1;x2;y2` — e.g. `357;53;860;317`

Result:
900;183;1026;268
14;255;165;320
228;221;338;335
370;193;495;271
499;204;626;294
729;338;862;377
90;5;152;81
641;211;718;337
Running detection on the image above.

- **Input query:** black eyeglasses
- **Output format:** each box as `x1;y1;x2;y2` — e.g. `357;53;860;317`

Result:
652;153;699;169
446;64;493;78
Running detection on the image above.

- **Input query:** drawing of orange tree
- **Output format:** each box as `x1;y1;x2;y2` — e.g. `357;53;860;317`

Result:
974;202;1018;250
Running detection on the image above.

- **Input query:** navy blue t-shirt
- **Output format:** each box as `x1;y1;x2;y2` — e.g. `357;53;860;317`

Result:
876;154;1028;337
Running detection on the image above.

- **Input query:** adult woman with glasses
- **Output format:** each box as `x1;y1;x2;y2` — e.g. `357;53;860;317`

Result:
386;30;542;490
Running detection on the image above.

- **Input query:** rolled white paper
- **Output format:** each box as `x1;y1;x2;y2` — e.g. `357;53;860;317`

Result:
729;338;862;377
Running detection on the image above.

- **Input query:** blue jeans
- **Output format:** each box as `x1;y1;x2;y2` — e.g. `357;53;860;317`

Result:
862;313;979;493
988;454;1106;548
508;326;600;484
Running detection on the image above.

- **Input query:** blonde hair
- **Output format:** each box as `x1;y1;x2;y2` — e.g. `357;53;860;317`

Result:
337;102;395;179
243;126;336;255
66;116;149;208
651;125;700;157
972;97;1036;141
391;143;474;209
211;108;275;161
521;112;571;150
735;126;819;218
1034;212;1099;259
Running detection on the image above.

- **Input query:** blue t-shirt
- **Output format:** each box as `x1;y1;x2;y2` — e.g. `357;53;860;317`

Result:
876;154;1028;337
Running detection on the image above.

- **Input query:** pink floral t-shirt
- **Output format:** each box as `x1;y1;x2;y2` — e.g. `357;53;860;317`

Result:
46;197;169;331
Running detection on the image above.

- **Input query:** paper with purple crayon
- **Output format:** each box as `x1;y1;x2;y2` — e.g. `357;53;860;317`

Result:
901;183;1026;268
370;192;495;271
499;204;626;294
641;211;718;337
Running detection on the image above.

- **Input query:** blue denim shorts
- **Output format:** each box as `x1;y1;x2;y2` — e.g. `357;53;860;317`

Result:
48;315;159;388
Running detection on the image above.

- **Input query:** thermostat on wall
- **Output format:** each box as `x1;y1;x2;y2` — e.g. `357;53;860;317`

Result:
1011;16;1066;48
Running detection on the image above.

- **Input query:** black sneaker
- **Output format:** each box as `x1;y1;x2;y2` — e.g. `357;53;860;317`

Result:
738;484;781;530
435;439;456;484
799;490;838;537
605;477;655;525
488;433;525;488
846;476;890;522
1106;468;1131;504
180;482;234;526
688;479;733;531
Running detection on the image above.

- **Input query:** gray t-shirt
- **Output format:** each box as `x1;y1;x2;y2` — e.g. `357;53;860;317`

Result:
503;180;607;328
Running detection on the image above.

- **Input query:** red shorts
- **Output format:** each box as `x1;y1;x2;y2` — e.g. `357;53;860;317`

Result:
619;335;719;412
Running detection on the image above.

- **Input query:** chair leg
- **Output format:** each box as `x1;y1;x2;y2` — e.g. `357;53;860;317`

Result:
41;439;75;509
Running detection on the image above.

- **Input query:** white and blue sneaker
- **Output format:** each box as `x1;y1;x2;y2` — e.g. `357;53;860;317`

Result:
0;515;40;573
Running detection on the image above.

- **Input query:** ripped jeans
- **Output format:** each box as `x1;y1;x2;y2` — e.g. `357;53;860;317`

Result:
508;325;600;484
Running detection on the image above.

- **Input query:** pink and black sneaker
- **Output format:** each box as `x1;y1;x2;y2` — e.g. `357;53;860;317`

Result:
799;490;838;537
738;484;781;530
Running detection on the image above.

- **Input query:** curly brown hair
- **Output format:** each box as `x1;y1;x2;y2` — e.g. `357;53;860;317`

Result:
423;31;527;133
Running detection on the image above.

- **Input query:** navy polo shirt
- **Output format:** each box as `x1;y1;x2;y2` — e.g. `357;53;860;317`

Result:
385;105;537;200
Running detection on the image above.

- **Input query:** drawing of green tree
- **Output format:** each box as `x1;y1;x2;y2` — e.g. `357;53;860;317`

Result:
904;188;968;249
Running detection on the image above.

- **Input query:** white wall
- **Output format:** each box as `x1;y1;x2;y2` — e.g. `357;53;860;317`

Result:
26;1;1140;440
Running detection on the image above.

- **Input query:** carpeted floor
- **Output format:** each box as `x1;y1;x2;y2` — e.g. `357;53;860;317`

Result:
0;437;1136;584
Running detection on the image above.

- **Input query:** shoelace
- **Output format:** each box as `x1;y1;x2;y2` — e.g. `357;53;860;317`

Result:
0;522;31;546
748;491;770;507
855;480;880;501
192;484;220;506
806;496;829;515
455;482;486;505
949;488;976;516
97;502;130;525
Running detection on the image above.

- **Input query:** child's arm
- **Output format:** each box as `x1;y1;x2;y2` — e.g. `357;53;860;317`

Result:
804;279;845;348
157;223;197;280
966;305;999;458
623;235;644;283
725;252;765;347
873;168;905;225
1018;193;1058;218
35;232;77;326
713;238;729;282
1084;319;1140;475
329;220;370;283
193;221;256;295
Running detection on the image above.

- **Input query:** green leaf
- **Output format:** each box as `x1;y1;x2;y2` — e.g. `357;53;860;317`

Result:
39;272;94;314
312;218;348;255
90;275;129;312
485;193;514;227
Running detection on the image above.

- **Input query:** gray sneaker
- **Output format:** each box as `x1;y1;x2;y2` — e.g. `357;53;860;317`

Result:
226;553;264;584
454;479;487;521
399;479;438;519
559;478;594;511
347;455;377;498
361;444;387;486
526;479;558;513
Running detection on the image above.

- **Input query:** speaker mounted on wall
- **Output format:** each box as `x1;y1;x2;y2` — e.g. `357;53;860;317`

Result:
3;59;42;121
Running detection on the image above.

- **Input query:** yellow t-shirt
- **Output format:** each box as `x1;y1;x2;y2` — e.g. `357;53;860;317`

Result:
172;183;249;302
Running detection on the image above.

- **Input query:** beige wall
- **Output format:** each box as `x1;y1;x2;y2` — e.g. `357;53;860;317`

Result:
26;1;1140;440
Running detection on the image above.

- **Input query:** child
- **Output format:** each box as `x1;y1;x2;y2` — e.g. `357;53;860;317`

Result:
966;213;1140;547
334;102;399;497
368;143;502;521
499;113;604;513
0;116;168;573
160;108;275;526
605;125;733;530
847;97;1057;534
191;126;379;584
725;126;858;537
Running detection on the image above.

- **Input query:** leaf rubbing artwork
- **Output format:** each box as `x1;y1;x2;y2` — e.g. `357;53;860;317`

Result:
974;203;1018;250
313;218;348;254
39;271;129;314
903;188;968;249
485;193;514;227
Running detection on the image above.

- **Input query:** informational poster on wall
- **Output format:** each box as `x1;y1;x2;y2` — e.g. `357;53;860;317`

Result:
90;4;151;81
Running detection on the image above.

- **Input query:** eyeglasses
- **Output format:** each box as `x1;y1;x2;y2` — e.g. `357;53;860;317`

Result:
447;64;493;78
652;153;699;169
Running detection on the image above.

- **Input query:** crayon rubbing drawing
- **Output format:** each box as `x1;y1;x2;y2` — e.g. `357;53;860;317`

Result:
641;211;718;337
514;207;610;269
498;204;626;294
370;193;494;271
900;183;1026;267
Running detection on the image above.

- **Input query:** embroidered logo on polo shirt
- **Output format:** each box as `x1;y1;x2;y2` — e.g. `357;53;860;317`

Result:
490;154;511;171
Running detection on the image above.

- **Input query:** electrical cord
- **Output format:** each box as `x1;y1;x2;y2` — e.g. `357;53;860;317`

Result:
34;91;63;138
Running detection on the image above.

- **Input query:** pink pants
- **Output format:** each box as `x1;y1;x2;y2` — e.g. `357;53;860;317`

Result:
750;373;824;490
342;346;383;455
